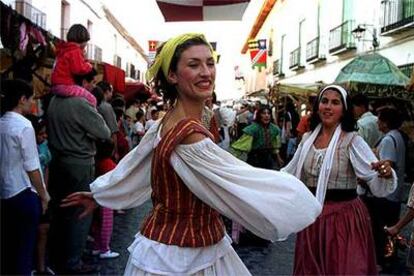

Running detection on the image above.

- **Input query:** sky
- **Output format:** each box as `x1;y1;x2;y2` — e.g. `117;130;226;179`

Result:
100;0;264;100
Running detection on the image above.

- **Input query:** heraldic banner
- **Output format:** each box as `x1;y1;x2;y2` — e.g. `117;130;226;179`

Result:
248;39;267;71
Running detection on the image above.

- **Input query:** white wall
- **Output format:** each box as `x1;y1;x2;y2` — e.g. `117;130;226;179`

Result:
239;0;414;91
5;0;148;80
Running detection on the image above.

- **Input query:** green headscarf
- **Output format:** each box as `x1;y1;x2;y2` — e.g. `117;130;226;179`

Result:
145;33;215;82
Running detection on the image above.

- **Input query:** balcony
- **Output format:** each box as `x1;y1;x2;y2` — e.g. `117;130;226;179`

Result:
113;55;122;68
329;20;356;55
289;47;304;70
272;59;284;77
306;36;326;63
86;44;102;62
381;0;414;35
398;63;414;78
14;1;46;29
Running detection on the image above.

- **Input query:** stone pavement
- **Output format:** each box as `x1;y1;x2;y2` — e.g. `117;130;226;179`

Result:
86;200;410;275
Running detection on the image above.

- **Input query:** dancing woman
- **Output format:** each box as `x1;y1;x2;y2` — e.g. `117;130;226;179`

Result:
62;33;321;275
282;85;397;275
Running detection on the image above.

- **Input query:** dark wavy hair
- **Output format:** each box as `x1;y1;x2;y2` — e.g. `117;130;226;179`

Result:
66;24;90;43
378;107;403;130
1;79;33;115
254;105;273;125
309;85;357;132
153;37;212;105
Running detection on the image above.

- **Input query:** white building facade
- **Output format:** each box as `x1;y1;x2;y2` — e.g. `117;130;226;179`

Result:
3;0;148;82
241;0;414;93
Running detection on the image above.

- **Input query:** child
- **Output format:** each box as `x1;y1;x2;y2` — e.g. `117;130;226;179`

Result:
91;140;119;259
0;79;50;275
51;24;96;106
26;115;54;275
132;110;145;147
144;109;159;131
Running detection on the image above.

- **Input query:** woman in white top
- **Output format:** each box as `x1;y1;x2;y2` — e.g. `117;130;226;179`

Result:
61;33;322;275
282;85;397;275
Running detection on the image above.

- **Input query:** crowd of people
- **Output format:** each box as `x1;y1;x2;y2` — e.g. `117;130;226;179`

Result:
0;25;413;276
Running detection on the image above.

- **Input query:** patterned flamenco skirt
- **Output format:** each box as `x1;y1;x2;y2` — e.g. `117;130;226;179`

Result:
293;197;378;275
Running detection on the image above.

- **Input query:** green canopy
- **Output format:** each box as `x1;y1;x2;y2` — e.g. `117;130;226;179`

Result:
335;53;409;86
335;53;413;102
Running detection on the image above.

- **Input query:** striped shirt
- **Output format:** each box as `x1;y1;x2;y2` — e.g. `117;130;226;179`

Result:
141;118;225;247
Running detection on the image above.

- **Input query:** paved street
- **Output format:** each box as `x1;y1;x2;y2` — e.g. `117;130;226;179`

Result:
87;201;294;275
87;201;410;275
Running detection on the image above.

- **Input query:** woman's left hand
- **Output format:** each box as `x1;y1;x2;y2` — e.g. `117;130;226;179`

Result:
371;160;393;178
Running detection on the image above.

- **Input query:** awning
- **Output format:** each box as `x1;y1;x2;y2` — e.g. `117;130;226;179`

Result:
156;0;250;22
335;53;413;102
275;83;322;96
103;63;125;93
335;53;409;86
124;81;152;103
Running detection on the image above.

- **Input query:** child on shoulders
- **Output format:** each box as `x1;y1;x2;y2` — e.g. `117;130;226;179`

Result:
51;24;96;106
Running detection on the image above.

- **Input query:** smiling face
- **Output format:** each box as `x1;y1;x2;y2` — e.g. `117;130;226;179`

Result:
318;89;344;128
167;44;215;102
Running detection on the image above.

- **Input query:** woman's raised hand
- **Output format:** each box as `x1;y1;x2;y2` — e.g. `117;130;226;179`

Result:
60;191;97;219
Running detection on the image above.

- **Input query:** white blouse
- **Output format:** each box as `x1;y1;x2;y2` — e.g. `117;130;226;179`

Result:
90;120;322;274
282;133;396;197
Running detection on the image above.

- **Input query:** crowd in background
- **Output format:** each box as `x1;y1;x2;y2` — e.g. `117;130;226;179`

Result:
1;24;414;276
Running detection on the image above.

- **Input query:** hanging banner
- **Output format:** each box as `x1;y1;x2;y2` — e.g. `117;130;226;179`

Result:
248;39;267;71
148;40;159;63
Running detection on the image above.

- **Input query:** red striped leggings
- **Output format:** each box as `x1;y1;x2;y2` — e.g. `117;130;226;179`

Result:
91;207;114;252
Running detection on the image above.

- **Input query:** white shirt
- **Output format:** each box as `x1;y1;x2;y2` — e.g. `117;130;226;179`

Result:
89;120;322;274
145;119;156;131
0;112;41;199
133;121;145;135
357;111;382;148
378;130;406;202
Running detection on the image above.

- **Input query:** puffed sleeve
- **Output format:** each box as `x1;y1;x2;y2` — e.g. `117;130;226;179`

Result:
89;122;159;210
172;138;322;242
350;135;397;197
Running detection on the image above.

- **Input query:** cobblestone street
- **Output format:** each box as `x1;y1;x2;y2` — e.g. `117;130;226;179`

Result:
87;201;410;275
90;201;295;275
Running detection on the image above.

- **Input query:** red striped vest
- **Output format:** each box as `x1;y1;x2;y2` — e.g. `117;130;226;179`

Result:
140;118;225;247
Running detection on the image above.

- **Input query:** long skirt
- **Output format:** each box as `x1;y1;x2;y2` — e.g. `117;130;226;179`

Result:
294;197;378;275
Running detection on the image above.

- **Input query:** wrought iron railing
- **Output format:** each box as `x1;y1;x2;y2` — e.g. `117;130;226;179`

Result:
329;20;356;54
113;55;122;68
381;0;414;34
14;1;46;28
273;59;280;75
289;47;301;69
398;63;414;78
86;44;102;62
306;37;319;61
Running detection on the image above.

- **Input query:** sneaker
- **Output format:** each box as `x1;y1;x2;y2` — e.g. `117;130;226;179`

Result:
91;249;100;256
99;250;120;259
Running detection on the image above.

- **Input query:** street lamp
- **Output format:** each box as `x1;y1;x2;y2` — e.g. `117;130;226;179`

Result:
352;24;379;51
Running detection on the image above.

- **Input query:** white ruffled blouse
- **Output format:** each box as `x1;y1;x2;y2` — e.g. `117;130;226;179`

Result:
90;120;322;274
